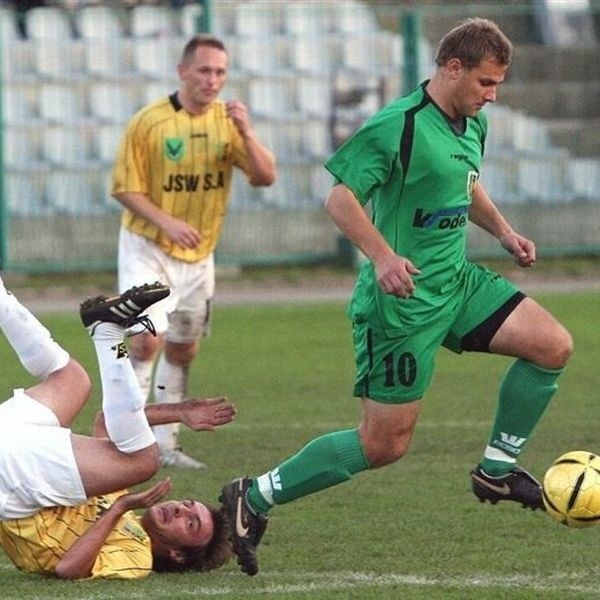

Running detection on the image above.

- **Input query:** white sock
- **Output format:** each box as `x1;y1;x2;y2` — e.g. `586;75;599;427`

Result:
131;357;155;404
90;323;155;454
152;353;187;451
0;288;69;379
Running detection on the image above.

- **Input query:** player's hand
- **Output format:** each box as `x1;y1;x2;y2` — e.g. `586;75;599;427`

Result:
116;477;173;512
500;231;536;267
225;100;251;137
374;253;421;298
179;397;236;431
162;216;201;249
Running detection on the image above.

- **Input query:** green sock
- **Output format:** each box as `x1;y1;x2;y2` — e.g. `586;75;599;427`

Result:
247;428;370;514
481;359;563;476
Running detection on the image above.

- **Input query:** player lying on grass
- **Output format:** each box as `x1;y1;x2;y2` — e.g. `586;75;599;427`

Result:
0;280;235;579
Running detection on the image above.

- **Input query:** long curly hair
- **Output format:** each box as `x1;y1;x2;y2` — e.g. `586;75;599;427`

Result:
151;505;232;573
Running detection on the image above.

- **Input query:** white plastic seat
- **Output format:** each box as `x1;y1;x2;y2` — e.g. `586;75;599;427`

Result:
133;37;179;79
94;125;123;165
34;39;85;80
518;155;568;203
3;84;38;124
38;83;87;123
180;2;204;37
331;0;378;34
283;2;330;36
46;170;102;215
75;5;124;39
4;126;42;168
248;78;295;119
288;36;337;74
142;80;178;105
0;6;21;42
25;7;72;39
2;41;35;81
235;37;286;75
130;5;177;37
341;32;403;74
6;171;48;217
84;38;133;79
568;158;600;201
42;125;91;167
89;82;139;124
234;2;279;36
296;76;332;117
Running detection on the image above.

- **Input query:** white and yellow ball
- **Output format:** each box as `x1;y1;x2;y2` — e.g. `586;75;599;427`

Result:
542;450;600;528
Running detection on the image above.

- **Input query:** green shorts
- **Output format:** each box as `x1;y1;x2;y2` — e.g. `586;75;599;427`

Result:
351;262;524;404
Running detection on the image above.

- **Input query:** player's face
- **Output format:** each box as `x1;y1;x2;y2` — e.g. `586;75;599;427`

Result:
451;57;508;118
178;45;228;111
142;499;215;553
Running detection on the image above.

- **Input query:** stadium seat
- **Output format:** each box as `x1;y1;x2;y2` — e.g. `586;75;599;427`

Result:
248;78;295;119
341;32;403;74
94;124;123;165
142;80;178;105
38;83;87;124
283;2;330;36
133;37;180;79
42;125;92;167
130;4;177;37
25;7;72;39
296;76;333;117
331;0;378;34
235;36;287;75
83;38;133;79
34;39;85;80
3;84;39;124
4;125;42;169
180;2;204;37
0;6;21;41
75;5;124;39
288;36;339;74
46;170;103;215
1;41;35;81
310;163;334;204
5;171;49;217
88;82;140;124
517;154;569;203
568;158;600;202
234;2;280;36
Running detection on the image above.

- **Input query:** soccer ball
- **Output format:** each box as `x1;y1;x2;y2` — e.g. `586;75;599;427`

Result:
542;450;600;528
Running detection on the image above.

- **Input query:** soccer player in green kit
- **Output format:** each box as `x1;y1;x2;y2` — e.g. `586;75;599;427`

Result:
220;18;574;576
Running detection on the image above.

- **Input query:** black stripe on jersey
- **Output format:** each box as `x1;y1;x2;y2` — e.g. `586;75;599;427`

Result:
398;94;430;181
365;327;374;398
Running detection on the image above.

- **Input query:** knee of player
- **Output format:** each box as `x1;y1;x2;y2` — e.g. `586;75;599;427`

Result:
542;325;573;369
164;342;197;367
130;333;162;362
137;445;161;480
362;434;409;468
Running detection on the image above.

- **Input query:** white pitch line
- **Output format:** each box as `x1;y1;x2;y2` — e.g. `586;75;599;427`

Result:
3;570;599;599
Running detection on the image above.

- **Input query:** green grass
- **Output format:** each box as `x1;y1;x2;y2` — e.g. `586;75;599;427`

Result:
1;292;600;599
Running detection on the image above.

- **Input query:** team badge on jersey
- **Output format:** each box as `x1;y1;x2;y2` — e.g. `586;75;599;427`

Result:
216;142;229;162
165;137;185;161
467;170;479;199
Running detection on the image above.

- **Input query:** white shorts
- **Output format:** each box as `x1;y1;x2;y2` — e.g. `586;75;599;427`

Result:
0;389;86;520
118;228;214;342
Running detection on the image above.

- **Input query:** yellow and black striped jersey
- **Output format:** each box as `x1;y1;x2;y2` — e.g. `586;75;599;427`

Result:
112;93;252;262
0;492;152;579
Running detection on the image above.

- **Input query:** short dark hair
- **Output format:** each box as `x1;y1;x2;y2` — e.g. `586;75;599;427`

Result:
152;506;232;574
435;18;513;69
181;34;227;63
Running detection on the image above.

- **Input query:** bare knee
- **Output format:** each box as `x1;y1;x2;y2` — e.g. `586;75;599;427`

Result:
360;428;411;468
164;341;198;367
538;325;574;369
131;445;161;483
130;332;162;362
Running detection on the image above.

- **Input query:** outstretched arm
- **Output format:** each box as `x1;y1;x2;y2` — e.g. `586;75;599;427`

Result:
54;478;172;579
93;397;236;438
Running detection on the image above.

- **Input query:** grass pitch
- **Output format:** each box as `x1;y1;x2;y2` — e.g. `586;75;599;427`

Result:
0;291;599;599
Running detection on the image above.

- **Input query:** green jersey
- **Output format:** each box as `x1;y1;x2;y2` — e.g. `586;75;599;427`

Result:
325;82;488;334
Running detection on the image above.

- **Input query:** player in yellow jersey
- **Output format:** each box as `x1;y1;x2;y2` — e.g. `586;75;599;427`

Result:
111;34;276;469
0;278;236;579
